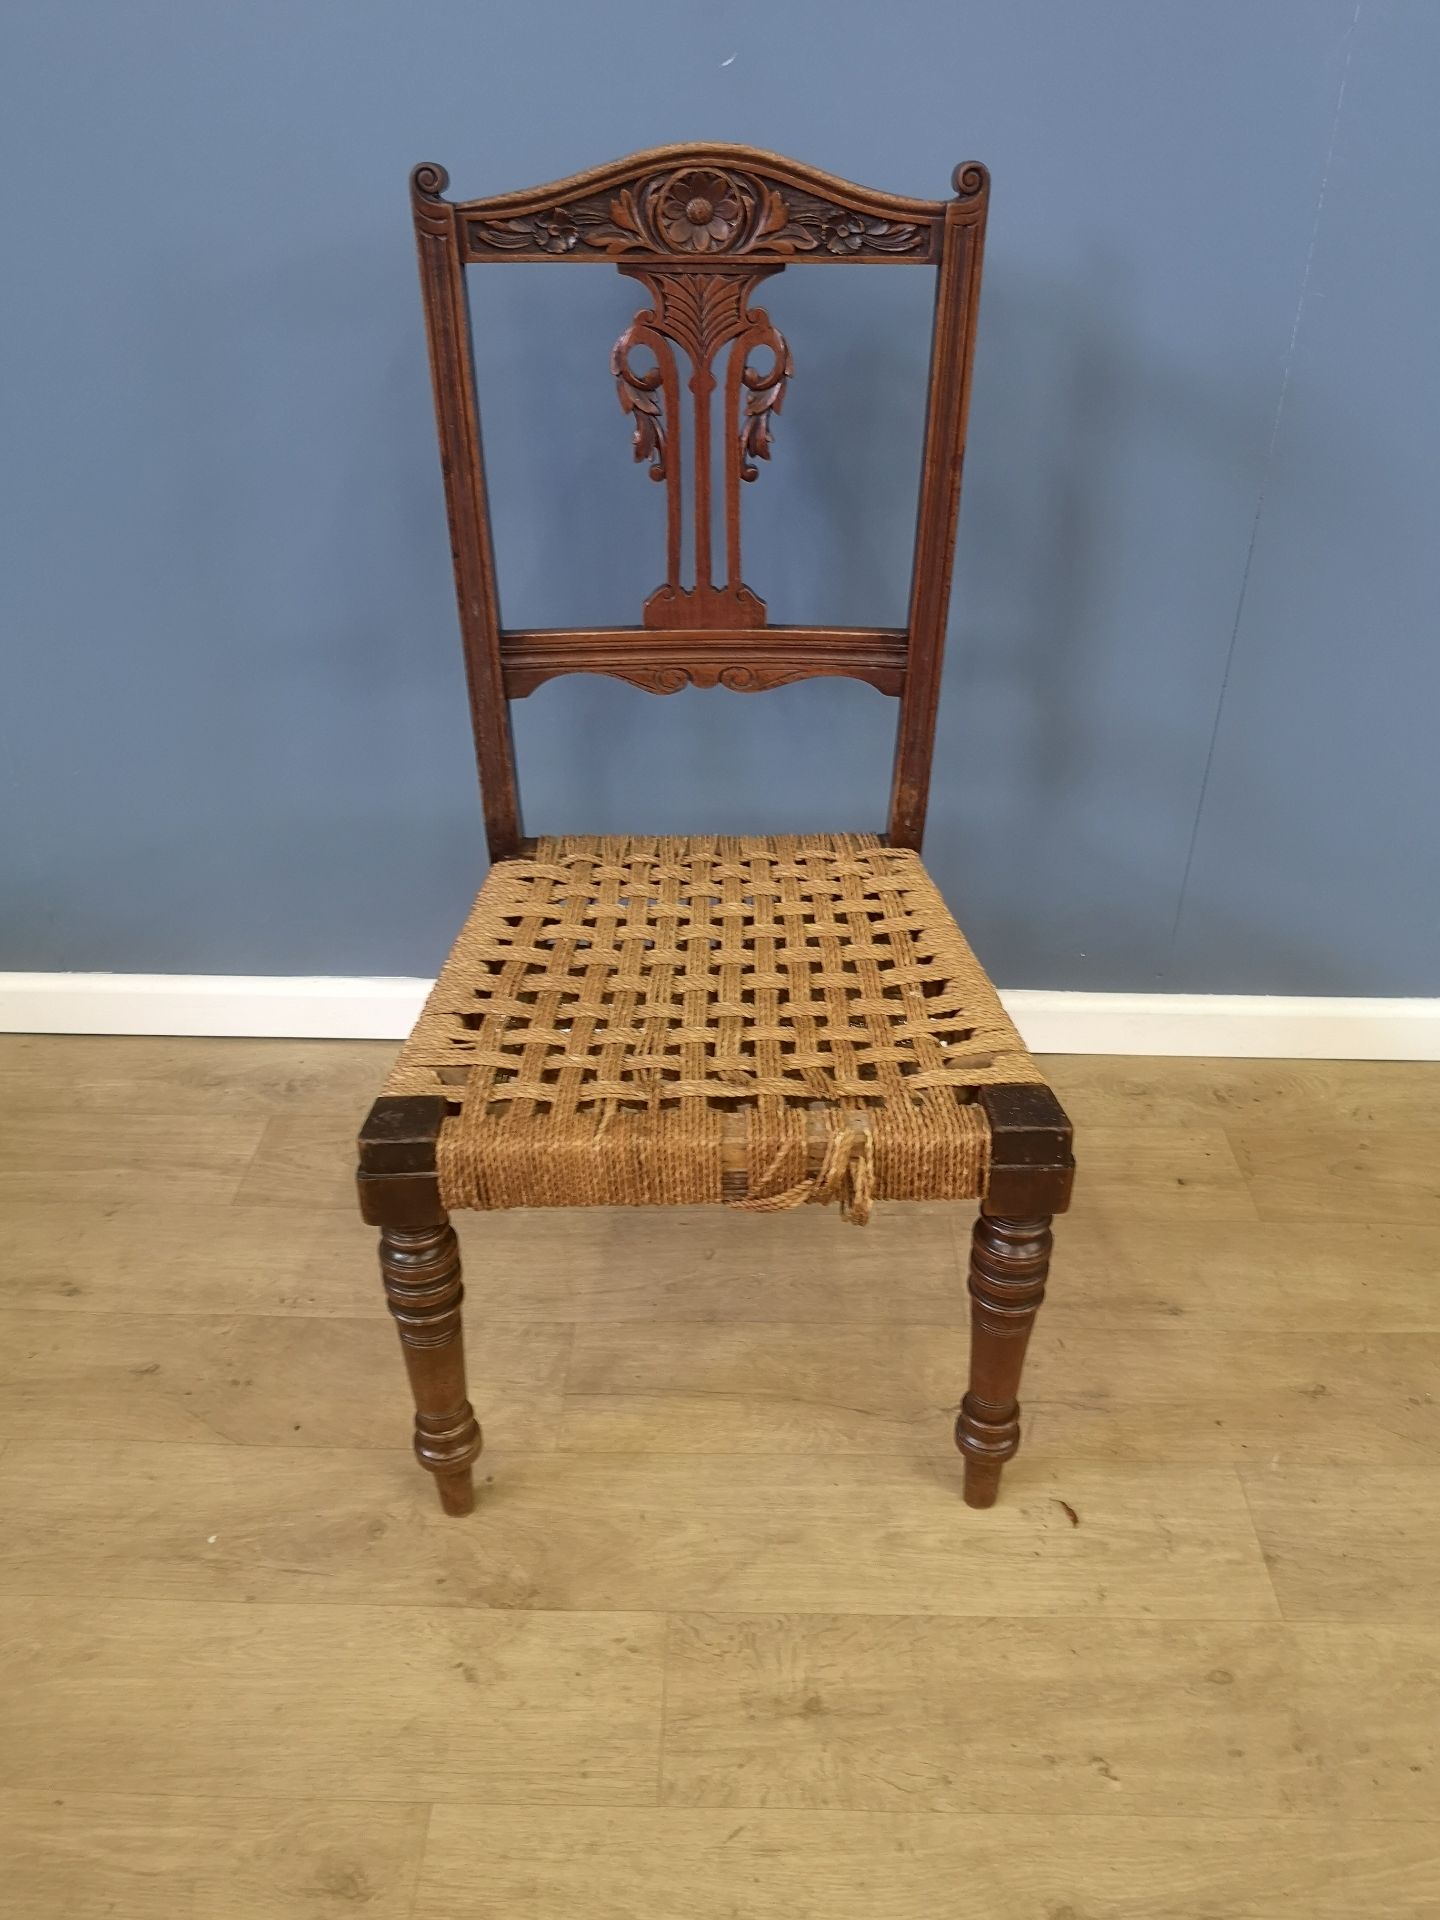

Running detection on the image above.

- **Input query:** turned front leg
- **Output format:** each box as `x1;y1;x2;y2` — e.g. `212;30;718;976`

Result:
379;1218;482;1515
955;1211;1052;1508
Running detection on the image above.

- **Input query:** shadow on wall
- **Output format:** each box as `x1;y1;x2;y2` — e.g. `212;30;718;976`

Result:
934;248;1340;989
71;223;1348;985
466;246;1328;991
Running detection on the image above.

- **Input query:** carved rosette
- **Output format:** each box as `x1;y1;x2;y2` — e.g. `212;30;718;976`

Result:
416;150;981;682
467;162;932;262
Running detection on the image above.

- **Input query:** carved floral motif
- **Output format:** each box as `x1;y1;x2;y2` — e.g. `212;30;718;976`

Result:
611;327;667;479
468;164;929;260
738;331;793;480
607;267;794;628
528;209;581;254
501;654;904;699
656;170;744;252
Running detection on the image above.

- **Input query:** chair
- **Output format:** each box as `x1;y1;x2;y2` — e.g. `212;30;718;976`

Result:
357;146;1075;1517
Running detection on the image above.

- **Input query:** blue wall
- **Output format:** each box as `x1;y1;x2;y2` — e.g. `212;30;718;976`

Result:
2;0;1435;992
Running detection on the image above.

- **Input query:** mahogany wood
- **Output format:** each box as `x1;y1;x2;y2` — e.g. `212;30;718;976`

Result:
359;1097;480;1515
378;1218;482;1516
500;625;908;698
888;165;989;849
949;1085;1072;1505
411;166;523;859
955;1210;1053;1508
454;143;946;267
409;144;990;861
380;146;1073;1518
979;1083;1076;1217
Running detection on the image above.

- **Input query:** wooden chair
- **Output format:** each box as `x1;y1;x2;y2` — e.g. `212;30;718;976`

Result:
357;146;1075;1517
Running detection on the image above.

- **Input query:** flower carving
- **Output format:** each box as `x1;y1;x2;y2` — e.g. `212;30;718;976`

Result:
530;209;579;253
469;208;580;253
819;212;866;254
655;170;743;253
467;168;933;263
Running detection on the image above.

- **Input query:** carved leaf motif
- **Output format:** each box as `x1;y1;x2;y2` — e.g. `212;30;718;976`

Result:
611;266;792;622
718;665;813;691
607;189;644;243
613;666;692;695
604;664;827;694
468;210;582;254
653;275;747;369
752;187;793;246
775;193;927;255
611;326;668;479
468;166;929;261
738;327;793;480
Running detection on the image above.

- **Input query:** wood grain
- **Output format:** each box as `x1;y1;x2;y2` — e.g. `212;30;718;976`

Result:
233;1111;370;1208
561;1316;1440;1463
1240;1465;1440;1623
0;1032;389;1115
12;1198;1433;1336
1048;1053;1440;1131
0;1443;1276;1619
662;1613;1440;1816
410;147;987;855
1031;1215;1440;1331
3;1031;1439;1916
1228;1125;1440;1225
561;1319;970;1453
1023;1326;1440;1464
1061;1124;1259;1220
417;1807;1440;1920
459;1199;969;1324
0;1309;569;1449
0;1594;663;1804
1;1790;429;1920
0;1201;379;1317
0;1107;265;1205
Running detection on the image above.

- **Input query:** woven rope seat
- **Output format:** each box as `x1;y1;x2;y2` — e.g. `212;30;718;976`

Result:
386;834;1047;1223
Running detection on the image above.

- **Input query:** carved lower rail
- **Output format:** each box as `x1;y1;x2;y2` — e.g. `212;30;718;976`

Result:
500;625;908;697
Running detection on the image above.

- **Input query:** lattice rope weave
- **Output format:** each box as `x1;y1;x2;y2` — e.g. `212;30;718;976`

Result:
386;835;1046;1222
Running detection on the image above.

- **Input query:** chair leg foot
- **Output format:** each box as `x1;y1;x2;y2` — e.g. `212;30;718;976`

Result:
435;1467;476;1516
379;1217;483;1516
954;1211;1053;1508
961;1457;1002;1509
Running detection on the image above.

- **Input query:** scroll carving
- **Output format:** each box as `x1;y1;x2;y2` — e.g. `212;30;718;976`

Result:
498;628;909;701
737;325;792;481
509;659;899;699
611;266;792;630
409;147;986;709
613;664;816;694
612;327;669;480
466;162;934;263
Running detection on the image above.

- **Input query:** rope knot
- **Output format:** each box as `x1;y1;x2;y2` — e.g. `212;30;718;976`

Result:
732;1112;875;1226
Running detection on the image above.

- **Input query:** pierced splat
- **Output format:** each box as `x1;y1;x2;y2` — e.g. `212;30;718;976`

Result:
409;145;992;857
612;265;792;630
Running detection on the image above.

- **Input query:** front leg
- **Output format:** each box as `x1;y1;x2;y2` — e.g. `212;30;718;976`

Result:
379;1218;482;1514
359;1095;482;1518
955;1211;1052;1508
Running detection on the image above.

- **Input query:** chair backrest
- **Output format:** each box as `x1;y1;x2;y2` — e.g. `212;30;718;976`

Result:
410;144;990;860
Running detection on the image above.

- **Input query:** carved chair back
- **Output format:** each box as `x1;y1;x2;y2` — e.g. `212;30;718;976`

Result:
410;145;990;859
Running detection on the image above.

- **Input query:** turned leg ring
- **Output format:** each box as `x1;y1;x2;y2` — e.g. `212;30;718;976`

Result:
955;1211;1053;1508
379;1219;483;1515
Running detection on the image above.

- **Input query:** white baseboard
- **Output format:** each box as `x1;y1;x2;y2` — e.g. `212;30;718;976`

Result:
0;973;432;1041
999;990;1440;1060
1;973;1437;1059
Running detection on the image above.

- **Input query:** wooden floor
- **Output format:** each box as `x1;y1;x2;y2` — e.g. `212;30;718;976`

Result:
1;1036;1438;1917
